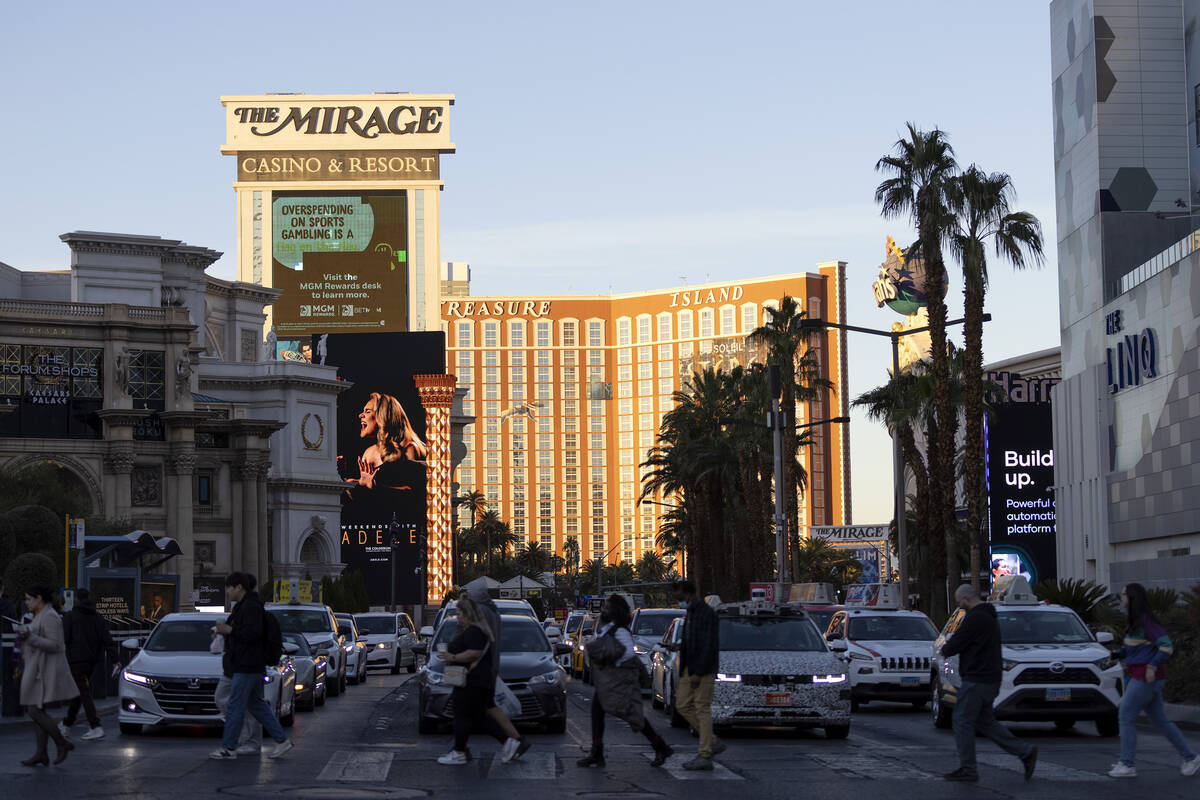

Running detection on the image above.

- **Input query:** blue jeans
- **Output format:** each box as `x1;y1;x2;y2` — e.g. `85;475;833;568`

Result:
1118;678;1196;767
952;680;1032;774
221;672;286;751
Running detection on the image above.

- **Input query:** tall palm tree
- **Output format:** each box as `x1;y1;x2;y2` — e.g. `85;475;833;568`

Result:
876;124;959;584
792;536;863;590
518;541;552;575
475;509;516;576
635;550;668;583
748;299;831;579
457;490;488;529
947;166;1045;590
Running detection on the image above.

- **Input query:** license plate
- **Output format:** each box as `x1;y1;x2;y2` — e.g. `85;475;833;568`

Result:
765;693;791;707
900;676;920;686
1045;687;1071;701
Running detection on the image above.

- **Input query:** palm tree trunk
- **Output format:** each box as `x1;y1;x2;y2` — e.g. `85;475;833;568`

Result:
963;270;986;592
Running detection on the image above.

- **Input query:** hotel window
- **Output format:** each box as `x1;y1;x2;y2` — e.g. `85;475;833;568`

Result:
562;417;577;433
562;366;577;383
638;397;652;413
638;346;651;362
619;416;633;431
618;348;631;364
538;450;554;466
643;516;656;532
540;534;553;549
592;534;606;551
659;360;674;378
620;483;634;499
618;382;632;398
720;306;735;335
510;321;525;347
562;349;577;365
591;500;605;517
538;518;552;536
589;415;604;432
457;322;473;347
484;367;499;384
659;378;672;395
511;434;526;450
458;468;474;486
512;468;527;485
562;383;578;398
456;367;474;383
587;321;603;347
509;367;526;383
742;303;757;333
511;451;526;468
637;315;651;343
617;364;631;381
622;519;635;534
457;351;473;366
535;321;551;347
621;500;635;517
483;322;499;349
658;344;672;360
637;363;651;380
484;401;499;417
510;350;525;366
657;314;671;341
678;310;693;338
561;321;577;347
587;433;602;451
588;349;604;365
639;413;654;429
513;483;526;501
619;432;633;448
484;350;499;367
590;484;604;502
484;417;499;434
589;450;605;466
510;384;525;400
486;485;500;503
618;398;633;415
565;517;580;534
679;342;692;358
486;451;500;467
639;430;653;447
563;433;578;450
592;515;606;534
589;400;603;417
565;485;579;501
536;383;552;400
485;469;500;484
563;399;578;416
512;416;527;433
512;518;526;535
565;499;579;516
535;366;551;384
638;380;652;395
617;318;632;346
565;466;578;484
619;466;634;483
536;349;551;366
538;433;552;450
564;450;578;466
699;309;714;338
536;468;551;484
539;501;552;518
485;434;500;450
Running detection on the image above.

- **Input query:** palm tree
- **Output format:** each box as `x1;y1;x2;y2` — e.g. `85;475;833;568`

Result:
876;124;959;586
475;510;516;576
947;166;1044;590
749;296;832;579
792;536;863;591
517;541;552;575
457;489;488;529
635;550;668;583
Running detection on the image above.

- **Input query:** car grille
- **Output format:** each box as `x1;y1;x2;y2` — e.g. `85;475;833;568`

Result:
444;691;547;719
1013;668;1099;686
879;656;930;671
151;677;220;715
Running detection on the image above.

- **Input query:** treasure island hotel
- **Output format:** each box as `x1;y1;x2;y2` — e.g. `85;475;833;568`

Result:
440;264;852;566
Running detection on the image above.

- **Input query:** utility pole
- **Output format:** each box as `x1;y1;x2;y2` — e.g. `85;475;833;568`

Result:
768;365;787;597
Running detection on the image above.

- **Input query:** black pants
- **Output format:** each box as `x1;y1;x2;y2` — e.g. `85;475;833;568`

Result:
25;705;67;756
591;691;665;752
65;662;100;728
451;685;508;752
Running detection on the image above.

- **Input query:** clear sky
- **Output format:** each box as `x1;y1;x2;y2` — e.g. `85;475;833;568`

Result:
1;1;1061;525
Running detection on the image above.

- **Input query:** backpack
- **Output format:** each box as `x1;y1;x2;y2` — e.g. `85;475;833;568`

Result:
263;610;283;666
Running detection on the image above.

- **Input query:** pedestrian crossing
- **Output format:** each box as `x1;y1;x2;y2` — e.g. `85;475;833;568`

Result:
316;750;395;782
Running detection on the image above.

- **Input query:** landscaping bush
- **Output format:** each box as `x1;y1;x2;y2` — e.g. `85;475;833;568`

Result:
3;552;58;606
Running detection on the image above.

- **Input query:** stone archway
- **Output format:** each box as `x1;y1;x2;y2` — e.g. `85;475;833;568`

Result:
2;454;101;515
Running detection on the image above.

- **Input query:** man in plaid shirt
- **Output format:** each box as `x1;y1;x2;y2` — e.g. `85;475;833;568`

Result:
671;580;724;771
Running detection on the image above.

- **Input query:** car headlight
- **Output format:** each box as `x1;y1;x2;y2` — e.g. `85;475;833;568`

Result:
529;669;566;688
121;670;156;687
377;642;392;649
1093;655;1117;670
633;644;648;655
425;670;445;685
1002;659;1020;671
343;645;354;653
263;674;273;683
813;673;847;684
848;652;873;661
294;683;306;691
716;673;741;683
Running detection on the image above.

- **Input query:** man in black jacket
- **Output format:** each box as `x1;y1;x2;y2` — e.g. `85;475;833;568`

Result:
60;589;120;740
209;573;291;760
672;580;723;771
940;584;1037;782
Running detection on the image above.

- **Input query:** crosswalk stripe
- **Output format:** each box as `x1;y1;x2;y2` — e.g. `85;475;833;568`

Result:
976;753;1105;782
486;750;557;779
644;752;744;780
808;753;938;781
316;750;394;782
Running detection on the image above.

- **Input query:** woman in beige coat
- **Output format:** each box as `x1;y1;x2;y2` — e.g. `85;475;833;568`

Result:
15;585;77;766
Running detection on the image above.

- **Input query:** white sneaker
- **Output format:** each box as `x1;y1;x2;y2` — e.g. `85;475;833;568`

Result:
501;737;520;763
57;722;72;739
1182;754;1200;777
235;744;261;756
266;740;293;759
438;750;468;765
80;726;105;741
1107;762;1137;778
209;748;237;760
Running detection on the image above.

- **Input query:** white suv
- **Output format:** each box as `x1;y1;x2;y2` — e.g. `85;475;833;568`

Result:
824;606;938;711
266;603;348;697
930;576;1121;736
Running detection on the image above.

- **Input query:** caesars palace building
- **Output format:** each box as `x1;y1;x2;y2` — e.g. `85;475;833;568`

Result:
0;92;850;609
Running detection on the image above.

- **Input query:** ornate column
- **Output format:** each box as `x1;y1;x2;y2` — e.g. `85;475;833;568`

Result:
240;459;262;579
102;442;136;522
257;463;270;587
168;444;197;610
414;374;457;605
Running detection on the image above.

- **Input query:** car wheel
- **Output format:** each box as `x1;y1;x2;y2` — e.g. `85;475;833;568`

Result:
281;699;296;728
316;686;326;707
545;718;567;734
1095;714;1119;737
391;655;401;675
119;722;141;735
931;678;952;730
1054;718;1076;731
328;666;342;697
824;724;850;740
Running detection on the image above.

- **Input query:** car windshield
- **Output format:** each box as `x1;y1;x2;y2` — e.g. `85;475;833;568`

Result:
565;615;584;634
144;620;219;652
355;617;397;635
580;619;595;635
433;619;551;653
997;611;1093;644
719;617;826;651
270;609;333;634
496;603;536;618
807;610;836;632
632;612;682;637
848;615;938;641
282;632;312;656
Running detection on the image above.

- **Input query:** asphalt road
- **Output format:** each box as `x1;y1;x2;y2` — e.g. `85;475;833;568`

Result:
1;671;1198;799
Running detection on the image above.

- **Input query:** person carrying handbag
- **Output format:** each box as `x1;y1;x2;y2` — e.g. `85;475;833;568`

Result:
437;594;522;766
578;594;672;769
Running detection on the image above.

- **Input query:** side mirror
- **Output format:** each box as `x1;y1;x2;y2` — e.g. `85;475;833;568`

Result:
824;631;837;642
283;642;300;655
411;642;428;655
121;637;141;650
399;628;412;637
829;640;848;653
553;643;572;656
419;626;435;638
1096;631;1115;644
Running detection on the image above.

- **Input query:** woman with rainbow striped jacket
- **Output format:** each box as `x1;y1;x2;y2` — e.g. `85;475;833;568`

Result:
1108;583;1200;779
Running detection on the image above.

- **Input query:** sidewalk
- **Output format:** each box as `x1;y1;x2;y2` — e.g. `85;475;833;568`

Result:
0;697;119;728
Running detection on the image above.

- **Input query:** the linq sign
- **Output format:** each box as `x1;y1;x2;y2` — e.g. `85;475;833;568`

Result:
1104;310;1158;393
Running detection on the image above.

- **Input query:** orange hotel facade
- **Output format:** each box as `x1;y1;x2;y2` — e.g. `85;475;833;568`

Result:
438;265;852;567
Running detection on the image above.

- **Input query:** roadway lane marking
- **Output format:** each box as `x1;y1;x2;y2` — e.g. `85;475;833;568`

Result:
485;750;556;778
645;752;744;780
975;753;1105;781
808;753;938;781
316;750;394;782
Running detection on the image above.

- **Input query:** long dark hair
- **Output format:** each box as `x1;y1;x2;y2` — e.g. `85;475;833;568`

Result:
605;595;632;629
1124;583;1157;633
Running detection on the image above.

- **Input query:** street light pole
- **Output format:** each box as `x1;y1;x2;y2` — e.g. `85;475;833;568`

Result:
769;365;787;591
596;541;622;599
